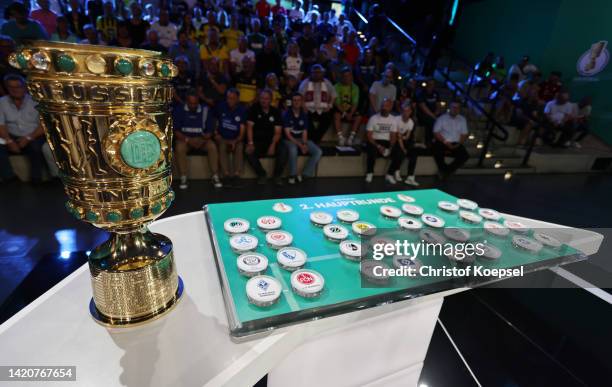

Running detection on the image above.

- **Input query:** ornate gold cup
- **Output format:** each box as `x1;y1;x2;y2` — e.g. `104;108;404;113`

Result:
10;42;183;326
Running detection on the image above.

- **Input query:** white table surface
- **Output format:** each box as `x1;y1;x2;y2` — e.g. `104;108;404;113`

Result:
0;210;602;387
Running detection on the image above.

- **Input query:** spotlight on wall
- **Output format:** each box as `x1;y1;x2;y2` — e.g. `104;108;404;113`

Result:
468;133;475;140
485;151;493;159
494;160;502;168
421;82;427;87
476;142;484;149
504;170;513;180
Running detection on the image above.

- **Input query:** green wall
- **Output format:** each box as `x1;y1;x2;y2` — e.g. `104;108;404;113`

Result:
454;0;612;144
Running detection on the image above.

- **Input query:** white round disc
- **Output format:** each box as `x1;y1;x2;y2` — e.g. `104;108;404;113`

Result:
224;218;250;234
291;269;325;297
277;247;307;269
229;233;258;252
443;227;471;242
479;243;502;260
479;208;501;221
512;235;543;253
380;205;402;218
457;198;478;210
533;232;562;248
398;216;423;231
459;210;482;224
237;253;268;275
339;240;362;260
323;224;349;241
310;211;333;226
484;221;509;237
504;220;530;233
272;202;293;213
421;213;445;228
397;194;416;202
438;201;459;212
419;229;446;244
246;275;282;306
266;230;293;249
257;216;282;231
336;209;359;223
352;221;377;236
402;203;424;216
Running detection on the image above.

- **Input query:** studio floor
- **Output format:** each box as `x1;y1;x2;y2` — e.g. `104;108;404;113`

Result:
1;173;611;386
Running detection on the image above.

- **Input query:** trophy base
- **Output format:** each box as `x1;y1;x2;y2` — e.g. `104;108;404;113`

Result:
89;276;184;327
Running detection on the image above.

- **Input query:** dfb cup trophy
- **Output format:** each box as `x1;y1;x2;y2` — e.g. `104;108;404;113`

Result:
10;41;184;327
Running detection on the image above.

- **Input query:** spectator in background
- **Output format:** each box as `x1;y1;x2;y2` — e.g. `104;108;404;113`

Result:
246;89;285;185
230;36;255;77
109;22;133;48
222;15;244;52
141;29;167;53
234;57;258;105
508;55;538;81
0;36;19;97
199;57;229;107
200;28;229;77
1;2;48;43
0;74;46;183
259;14;273;36
30;0;57;37
514;85;542;146
297;22;318;69
51;16;78;43
150;8;177;49
255;0;272;19
127;2;150;48
178;13;197;42
416;79;440;145
192;6;207;31
283;41;303;81
271;19;289;54
172;56;196;105
80;23;102;44
142;3;155;23
369;69;397;114
264;73;282;108
87;0;104;25
169;31;201;77
281;74;299;110
334;67;360;146
288;0;305;22
200;10;221;45
320;34;339;62
96;1;118;44
432;101;469;178
214;88;247;180
248;19;266;56
342;31;360;67
299;64;336;144
256;37;282;82
271;0;286;17
283;93;322;184
391;100;422;186
538;71;563;104
173;91;221;189
64;0;88;39
543;88;577;147
365;98;398;184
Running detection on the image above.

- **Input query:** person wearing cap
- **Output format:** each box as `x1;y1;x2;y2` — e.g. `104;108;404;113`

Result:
172;91;222;190
246;89;286;185
0;74;46;183
282;93;322;184
390;100;423;186
214;88;247;180
365;98;398;184
333;67;361;146
432;101;469;178
298;64;337;144
369;68;397;115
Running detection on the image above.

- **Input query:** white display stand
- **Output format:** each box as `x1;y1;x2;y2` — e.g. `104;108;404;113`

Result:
0;211;602;387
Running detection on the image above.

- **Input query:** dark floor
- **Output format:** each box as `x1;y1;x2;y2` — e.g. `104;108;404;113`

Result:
1;173;612;386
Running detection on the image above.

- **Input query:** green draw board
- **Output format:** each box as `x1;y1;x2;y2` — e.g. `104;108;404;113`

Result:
204;189;585;338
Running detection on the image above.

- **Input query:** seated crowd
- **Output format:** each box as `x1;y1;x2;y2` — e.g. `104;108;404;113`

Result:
470;53;592;148
0;0;521;188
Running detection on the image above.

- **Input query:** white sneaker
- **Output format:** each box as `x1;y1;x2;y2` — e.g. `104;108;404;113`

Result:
212;174;223;188
348;133;356;146
365;173;373;183
179;175;188;190
337;134;346;146
288;176;296;184
404;175;420;186
394;170;402;182
297;175;303;183
385;174;397;184
572;141;582;149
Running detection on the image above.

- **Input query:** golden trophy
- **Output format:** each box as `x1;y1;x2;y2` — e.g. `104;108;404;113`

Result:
9;41;183;326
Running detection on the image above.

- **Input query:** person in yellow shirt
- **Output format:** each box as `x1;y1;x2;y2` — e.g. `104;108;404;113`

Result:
264;73;283;109
199;10;221;45
222;15;244;52
200;28;229;77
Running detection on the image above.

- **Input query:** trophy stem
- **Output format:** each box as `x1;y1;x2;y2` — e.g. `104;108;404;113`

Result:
88;228;183;327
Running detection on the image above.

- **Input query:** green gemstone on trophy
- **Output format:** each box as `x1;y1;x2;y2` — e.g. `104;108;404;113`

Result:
120;130;161;169
115;58;133;75
151;202;162;214
56;54;76;72
17;53;28;69
160;63;171;77
130;207;144;219
86;211;99;222
106;211;122;222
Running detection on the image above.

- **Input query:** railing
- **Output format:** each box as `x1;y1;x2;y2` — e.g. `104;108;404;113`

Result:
351;8;528;167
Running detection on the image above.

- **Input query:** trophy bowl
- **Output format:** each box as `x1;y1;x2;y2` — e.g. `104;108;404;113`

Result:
9;41;184;327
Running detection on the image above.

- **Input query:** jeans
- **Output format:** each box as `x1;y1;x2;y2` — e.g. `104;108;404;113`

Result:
285;140;322;177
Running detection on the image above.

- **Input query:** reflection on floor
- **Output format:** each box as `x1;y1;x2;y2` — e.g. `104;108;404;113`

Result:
1;173;611;386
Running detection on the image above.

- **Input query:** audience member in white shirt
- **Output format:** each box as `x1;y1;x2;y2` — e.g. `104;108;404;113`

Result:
432;101;469;178
544;89;578;147
365;98;398;184
508;55;538;81
390;101;426;186
150;9;178;48
230;36;255;76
